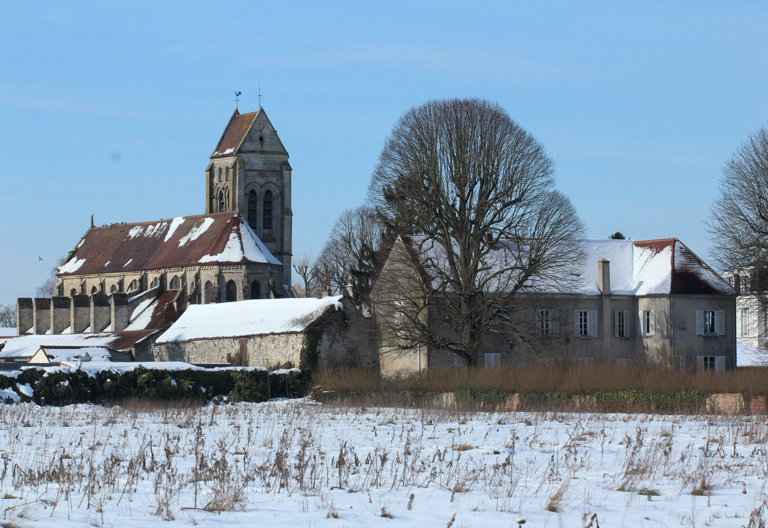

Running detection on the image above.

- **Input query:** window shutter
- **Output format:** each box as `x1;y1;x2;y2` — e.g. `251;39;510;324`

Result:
696;310;704;335
696;355;705;371
623;310;630;338
716;310;726;336
573;310;580;336
614;310;620;338
639;311;645;337
590;310;598;337
553;309;559;335
715;356;726;371
649;310;656;336
679;309;686;330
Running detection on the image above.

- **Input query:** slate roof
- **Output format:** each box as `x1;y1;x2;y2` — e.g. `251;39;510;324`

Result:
58;212;281;277
211;109;259;159
395;236;734;296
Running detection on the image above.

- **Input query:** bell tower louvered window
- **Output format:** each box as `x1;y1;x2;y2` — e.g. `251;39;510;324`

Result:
248;190;258;231
263;190;273;230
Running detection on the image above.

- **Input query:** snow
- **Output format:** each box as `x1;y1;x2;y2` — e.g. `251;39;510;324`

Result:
199;218;281;265
0;333;131;360
0;388;19;402
123;258;133;267
58;256;86;274
217;147;235;155
0;327;16;336
39;346;115;363
125;296;157;331
178;217;215;246
127;225;143;239
0;403;767;527
164;216;185;242
157;296;344;343
15;383;33;397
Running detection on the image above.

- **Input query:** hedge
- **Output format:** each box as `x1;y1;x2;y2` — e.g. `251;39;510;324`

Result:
0;366;309;406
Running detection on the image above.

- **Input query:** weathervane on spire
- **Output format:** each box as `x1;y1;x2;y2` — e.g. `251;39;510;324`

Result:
235;91;242;110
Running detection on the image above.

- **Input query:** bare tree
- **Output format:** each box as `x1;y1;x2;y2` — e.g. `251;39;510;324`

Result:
292;253;320;298
0;303;15;328
368;98;584;366
314;206;384;298
34;257;65;298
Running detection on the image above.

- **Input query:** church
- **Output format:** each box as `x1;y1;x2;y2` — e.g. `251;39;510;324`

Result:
17;107;294;336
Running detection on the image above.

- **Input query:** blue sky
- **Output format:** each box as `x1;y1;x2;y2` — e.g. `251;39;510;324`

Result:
1;1;767;306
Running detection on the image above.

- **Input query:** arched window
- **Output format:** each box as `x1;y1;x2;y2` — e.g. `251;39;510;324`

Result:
250;281;260;300
91;286;98;295
248;190;258;231
150;277;160;289
226;280;237;302
110;284;117;293
204;281;215;304
218;167;222;182
263;190;273;230
70;288;78;297
128;280;137;291
225;166;230;181
169;276;180;290
217;189;225;212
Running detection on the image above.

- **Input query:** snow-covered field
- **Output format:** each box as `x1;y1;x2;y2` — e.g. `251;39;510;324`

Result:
1;400;767;527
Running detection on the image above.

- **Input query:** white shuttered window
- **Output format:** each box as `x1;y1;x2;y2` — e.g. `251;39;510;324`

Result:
639;310;655;336
614;310;630;338
696;310;725;336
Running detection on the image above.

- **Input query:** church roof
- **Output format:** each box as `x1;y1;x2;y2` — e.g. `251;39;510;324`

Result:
57;212;281;277
210;109;259;158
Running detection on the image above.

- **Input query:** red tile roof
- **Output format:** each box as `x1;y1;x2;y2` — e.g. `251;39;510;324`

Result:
58;212;280;277
211;109;258;158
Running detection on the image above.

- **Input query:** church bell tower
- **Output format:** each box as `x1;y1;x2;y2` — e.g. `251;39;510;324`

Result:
206;108;293;286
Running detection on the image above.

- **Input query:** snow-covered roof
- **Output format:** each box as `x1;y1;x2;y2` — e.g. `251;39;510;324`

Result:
0;331;156;359
156;296;344;343
58;212;281;277
34;346;115;363
400;237;734;296
0;327;16;337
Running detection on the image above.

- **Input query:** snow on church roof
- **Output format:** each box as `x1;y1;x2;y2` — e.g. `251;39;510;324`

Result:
156;296;344;343
211;110;259;158
58;212;281;276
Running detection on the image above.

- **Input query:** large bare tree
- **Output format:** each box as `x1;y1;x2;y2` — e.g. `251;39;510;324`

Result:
314;206;385;298
368;98;584;366
707;124;768;328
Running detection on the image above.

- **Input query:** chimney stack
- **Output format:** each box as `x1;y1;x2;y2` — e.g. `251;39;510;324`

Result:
597;259;611;295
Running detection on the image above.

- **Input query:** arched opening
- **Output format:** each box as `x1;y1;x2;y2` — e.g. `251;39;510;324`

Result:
110;285;117;293
91;286;98;295
150;277;160;289
248;190;258;231
204;281;215;304
70;289;78;297
218;167;222;182
169;276;180;290
250;280;260;300
263;190;273;230
225;166;230;181
225;280;238;302
128;280;137;292
217;189;225;212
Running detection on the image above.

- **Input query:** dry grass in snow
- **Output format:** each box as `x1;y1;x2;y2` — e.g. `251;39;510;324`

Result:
0;400;767;527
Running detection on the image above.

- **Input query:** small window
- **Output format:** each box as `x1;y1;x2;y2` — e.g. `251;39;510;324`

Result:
679;309;686;330
574;310;597;337
450;353;463;369
70;288;78;297
218;167;222;182
128;280;137;292
204;281;215;304
247;190;258;231
742;275;751;292
110;285;117;293
639;310;655;337
696;309;725;336
537;310;550;335
615;310;630;338
697;355;726;372
250;280;260;300
394;300;405;327
225;166;230;181
579;310;589;336
91;286;98;294
484;353;500;368
225;280;237;302
742;308;751;337
169;276;180;290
